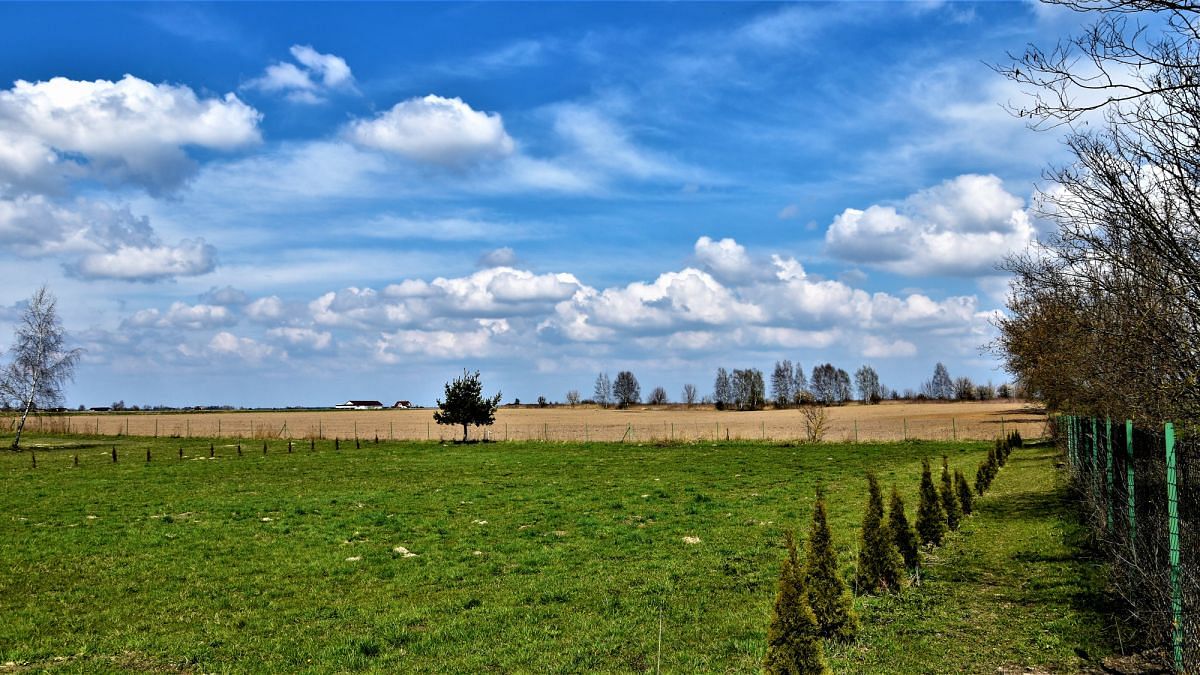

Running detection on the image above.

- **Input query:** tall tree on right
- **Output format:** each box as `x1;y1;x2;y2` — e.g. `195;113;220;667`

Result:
996;0;1200;422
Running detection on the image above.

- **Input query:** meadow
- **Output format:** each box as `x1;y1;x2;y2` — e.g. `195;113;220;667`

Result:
0;434;1113;673
25;400;1046;444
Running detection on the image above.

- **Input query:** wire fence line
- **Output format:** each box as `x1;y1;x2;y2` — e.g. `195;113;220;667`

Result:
1061;414;1196;672
5;408;1046;444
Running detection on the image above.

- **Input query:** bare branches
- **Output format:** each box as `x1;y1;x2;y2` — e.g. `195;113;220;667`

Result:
996;1;1200;126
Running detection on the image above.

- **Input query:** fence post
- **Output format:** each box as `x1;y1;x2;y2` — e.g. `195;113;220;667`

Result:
1106;417;1114;533
952;417;957;441
903;417;908;442
854;419;859;444
1126;419;1135;546
1165;422;1184;672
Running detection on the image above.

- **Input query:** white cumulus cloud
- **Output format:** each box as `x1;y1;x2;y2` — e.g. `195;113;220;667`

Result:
0;74;261;192
72;239;215;282
345;95;515;167
824;174;1035;276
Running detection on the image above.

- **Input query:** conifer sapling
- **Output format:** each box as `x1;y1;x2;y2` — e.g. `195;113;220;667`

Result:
765;530;830;675
954;469;973;516
940;456;962;531
915;458;947;546
856;473;905;594
888;484;921;571
804;490;859;641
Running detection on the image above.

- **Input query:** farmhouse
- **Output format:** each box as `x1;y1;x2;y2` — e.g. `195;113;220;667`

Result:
334;400;384;410
393;400;412;409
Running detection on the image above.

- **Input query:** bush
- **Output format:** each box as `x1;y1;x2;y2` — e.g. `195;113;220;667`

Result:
940;456;962;531
916;458;947;546
974;464;988;496
804;492;859;641
954;469;974;516
888;485;921;571
856;473;905;594
1007;429;1023;449
765;531;830;675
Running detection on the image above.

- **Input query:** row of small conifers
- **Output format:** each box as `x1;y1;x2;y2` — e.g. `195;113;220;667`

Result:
765;431;1022;673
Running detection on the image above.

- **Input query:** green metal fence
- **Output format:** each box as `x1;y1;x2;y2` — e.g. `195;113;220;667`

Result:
1060;414;1196;671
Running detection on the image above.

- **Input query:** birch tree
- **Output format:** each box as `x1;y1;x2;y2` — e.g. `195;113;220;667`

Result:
1;286;81;450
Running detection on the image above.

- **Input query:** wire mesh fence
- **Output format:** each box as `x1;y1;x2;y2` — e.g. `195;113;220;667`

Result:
1061;414;1196;671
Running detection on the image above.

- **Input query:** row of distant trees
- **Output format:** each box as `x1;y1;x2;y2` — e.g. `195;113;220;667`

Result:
580;362;1013;410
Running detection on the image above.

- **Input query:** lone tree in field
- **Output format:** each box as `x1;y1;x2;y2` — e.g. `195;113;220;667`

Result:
888;485;921;571
613;370;640;408
765;530;829;675
804;490;859;641
1;286;81;450
432;369;502;442
915;458;947;546
856;473;905;594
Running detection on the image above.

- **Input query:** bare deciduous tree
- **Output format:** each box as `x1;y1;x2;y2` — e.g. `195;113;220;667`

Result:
565;390;581;406
1;286;81;450
681;383;698;407
802;406;829;443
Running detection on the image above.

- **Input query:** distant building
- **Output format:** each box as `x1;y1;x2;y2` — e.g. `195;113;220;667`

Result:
334;400;384;410
392;400;412;409
89;407;112;412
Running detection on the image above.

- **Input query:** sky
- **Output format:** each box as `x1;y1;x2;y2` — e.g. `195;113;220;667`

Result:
0;1;1088;408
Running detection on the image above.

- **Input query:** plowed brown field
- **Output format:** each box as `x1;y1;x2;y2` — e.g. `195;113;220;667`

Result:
23;400;1046;443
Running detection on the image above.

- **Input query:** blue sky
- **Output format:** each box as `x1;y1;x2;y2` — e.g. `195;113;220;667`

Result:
0;2;1085;407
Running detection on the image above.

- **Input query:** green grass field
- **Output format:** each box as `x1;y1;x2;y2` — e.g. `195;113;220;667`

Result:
0;435;1114;673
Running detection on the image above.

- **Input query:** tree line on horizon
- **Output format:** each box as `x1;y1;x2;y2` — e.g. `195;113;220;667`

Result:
578;361;1014;410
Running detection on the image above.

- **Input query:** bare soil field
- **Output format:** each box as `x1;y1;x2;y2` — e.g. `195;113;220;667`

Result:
19;400;1046;443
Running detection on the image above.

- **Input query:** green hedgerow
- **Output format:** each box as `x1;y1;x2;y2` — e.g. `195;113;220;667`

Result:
765;530;830;675
888;485;921;571
916;458;947;547
856;473;906;594
805;491;859;642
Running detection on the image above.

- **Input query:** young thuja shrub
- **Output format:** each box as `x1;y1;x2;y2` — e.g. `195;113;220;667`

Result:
804;491;859;641
765;530;830;675
856;473;906;594
940;456;962;531
888;485;921;571
915;458;947;547
1007;429;1023;449
975;463;988;496
954;469;974;516
995;438;1008;467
